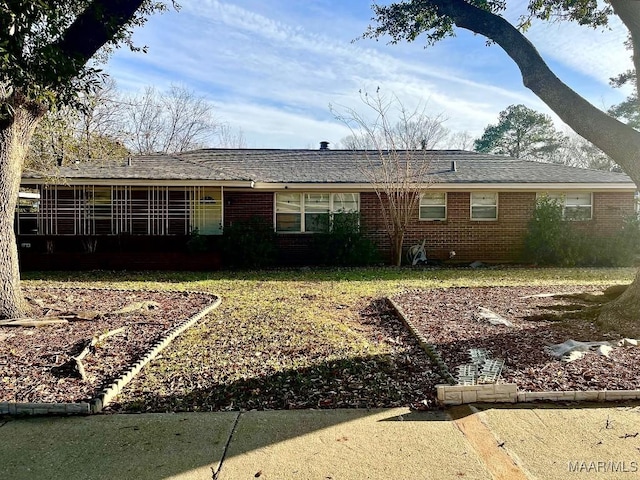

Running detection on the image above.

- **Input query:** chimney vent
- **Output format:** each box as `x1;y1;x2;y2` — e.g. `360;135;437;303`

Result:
127;156;132;167
451;160;457;172
319;141;330;151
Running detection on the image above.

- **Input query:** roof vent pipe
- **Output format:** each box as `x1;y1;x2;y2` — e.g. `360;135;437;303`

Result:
319;141;330;151
127;156;132;166
451;160;457;172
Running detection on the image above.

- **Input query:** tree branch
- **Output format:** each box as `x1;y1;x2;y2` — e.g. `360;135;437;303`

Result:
426;0;640;182
48;0;147;86
610;0;640;100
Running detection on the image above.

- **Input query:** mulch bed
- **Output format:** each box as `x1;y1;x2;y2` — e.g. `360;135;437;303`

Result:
391;285;640;392
0;288;215;404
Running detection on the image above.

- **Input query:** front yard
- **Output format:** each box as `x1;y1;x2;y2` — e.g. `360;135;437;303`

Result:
8;267;635;412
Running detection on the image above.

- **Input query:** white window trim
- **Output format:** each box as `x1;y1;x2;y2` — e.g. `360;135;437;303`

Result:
419;192;447;221
537;191;593;221
274;192;360;233
470;192;498;221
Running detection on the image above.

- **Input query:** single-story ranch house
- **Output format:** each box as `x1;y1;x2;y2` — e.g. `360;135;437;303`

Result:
17;147;637;269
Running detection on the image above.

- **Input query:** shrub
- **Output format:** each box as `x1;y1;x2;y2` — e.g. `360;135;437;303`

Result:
313;212;379;266
522;195;567;265
523;196;640;267
222;216;277;268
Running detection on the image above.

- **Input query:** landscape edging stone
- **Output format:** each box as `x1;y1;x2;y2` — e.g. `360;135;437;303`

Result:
1;288;221;416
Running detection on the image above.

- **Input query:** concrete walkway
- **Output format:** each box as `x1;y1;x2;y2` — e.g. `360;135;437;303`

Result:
2;403;640;479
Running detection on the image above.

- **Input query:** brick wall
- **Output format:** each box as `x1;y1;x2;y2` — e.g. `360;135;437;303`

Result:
359;190;636;263
591;192;636;235
219;189;637;265
224;191;273;226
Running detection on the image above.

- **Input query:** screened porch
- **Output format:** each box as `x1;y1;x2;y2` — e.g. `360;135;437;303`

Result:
16;185;223;236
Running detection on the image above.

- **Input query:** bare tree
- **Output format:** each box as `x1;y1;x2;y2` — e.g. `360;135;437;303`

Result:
216;123;247;148
548;134;619;171
122;84;218;154
332;92;440;266
26;77;127;173
338;99;449;150
445;130;475;150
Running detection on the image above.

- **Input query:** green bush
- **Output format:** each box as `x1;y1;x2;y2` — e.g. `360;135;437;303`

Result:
522;195;567;265
313;212;379;266
523;196;639;267
222;216;277;268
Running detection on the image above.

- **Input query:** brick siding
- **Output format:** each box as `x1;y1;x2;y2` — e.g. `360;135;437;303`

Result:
20;188;637;268
225;190;636;265
362;191;636;263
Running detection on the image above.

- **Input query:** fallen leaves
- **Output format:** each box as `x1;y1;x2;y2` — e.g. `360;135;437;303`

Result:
393;285;640;392
0;288;214;404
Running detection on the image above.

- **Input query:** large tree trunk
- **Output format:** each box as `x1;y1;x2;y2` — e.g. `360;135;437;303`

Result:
0;98;43;319
598;270;640;335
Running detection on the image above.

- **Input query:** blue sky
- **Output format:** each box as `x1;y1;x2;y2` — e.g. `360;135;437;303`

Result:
106;0;633;149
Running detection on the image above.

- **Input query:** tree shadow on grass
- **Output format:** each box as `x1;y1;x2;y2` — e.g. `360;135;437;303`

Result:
111;351;441;413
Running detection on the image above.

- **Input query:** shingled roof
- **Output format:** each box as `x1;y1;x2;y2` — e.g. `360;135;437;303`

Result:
22;149;635;186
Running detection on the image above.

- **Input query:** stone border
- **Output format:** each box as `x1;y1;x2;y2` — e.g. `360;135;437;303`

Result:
436;384;640;405
386;297;456;385
387;293;640;406
0;402;89;415
1;289;221;416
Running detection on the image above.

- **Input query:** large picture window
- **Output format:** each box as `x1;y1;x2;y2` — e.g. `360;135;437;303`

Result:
419;192;446;220
275;192;360;232
470;192;498;220
544;192;592;221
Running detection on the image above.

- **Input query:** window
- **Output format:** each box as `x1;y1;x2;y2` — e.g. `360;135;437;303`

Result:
276;193;302;232
16;191;40;235
420;192;446;220
90;187;111;219
304;193;330;232
89;187;112;235
471;192;498;220
544;192;592;221
192;187;223;234
275;192;360;232
332;193;359;213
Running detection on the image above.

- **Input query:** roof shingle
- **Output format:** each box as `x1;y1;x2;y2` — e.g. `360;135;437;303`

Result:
22;149;635;185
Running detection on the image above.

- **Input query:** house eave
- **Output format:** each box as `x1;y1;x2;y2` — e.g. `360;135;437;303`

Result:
250;182;637;192
20;178;255;188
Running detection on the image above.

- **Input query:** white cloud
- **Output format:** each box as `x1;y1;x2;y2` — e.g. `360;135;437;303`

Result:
106;0;631;148
212;101;352;148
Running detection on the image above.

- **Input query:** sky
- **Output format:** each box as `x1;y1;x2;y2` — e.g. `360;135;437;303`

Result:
105;0;633;149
